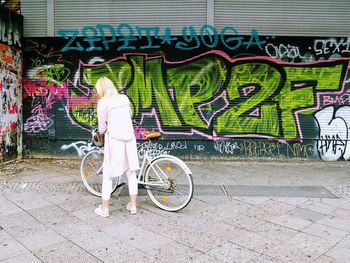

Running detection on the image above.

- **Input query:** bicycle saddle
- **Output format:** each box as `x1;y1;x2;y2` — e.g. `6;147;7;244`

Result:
142;131;161;140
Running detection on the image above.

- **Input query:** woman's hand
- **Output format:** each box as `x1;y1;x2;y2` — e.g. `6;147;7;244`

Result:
94;132;103;141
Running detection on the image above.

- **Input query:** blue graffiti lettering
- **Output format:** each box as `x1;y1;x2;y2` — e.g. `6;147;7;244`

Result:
58;24;264;52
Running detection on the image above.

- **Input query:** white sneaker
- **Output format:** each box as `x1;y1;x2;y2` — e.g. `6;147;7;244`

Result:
95;205;109;218
126;202;137;215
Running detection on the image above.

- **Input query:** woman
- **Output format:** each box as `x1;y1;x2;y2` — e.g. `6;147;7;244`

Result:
94;76;139;217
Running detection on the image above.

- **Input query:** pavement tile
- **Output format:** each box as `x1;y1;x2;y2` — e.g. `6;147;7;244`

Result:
15;227;66;252
0;196;23;216
267;213;313;231
147;220;226;253
34;240;101;263
104;222;173;253
168;211;220;231
232;230;281;255
223;213;265;230
232;196;270;205
299;200;338;215
149;241;203;262
0;252;42;263
288;207;325;222
199;198;252;219
206;242;260;263
270;197;308;206
0;236;29;261
330;208;350;220
303;222;349;243
193;195;230;205
127;208;172;230
91;242;158;263
48;194;93;213
192;253;217;263
0;211;46;237
325;235;350;263
248;254;284;263
0;228;12;241
340;201;350;211
42;192;82;205
66;231;118;252
316;198;350;208
312;255;338;263
267;232;334;262
28;204;81;228
82;206;134;227
53;220;97;237
251;222;298;242
206;221;281;255
5;192;52;210
257;199;295;216
317;215;350;232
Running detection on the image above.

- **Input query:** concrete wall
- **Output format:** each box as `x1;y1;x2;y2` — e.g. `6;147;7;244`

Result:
0;6;23;163
22;28;350;160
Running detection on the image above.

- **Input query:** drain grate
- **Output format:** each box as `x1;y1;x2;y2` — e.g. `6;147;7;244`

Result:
194;185;225;196
224;185;337;198
0;182;339;198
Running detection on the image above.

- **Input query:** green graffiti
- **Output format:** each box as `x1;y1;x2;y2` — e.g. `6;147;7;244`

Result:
145;58;181;126
128;56;150;116
215;63;281;136
274;63;345;138
70;89;98;126
76;54;347;140
82;60;132;90
167;57;227;129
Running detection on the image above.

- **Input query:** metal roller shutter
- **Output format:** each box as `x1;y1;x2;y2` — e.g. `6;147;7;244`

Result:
21;0;47;37
215;0;350;37
54;0;207;36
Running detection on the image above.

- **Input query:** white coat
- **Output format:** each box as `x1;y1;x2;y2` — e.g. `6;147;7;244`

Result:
97;94;140;178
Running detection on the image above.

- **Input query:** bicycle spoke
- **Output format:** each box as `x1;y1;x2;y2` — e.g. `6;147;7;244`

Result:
145;157;193;211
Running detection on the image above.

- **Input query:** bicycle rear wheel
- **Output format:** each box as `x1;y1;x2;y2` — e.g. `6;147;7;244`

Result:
80;149;121;197
145;156;193;212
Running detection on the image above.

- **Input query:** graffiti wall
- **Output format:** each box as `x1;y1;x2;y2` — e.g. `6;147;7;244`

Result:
0;7;23;163
23;25;350;160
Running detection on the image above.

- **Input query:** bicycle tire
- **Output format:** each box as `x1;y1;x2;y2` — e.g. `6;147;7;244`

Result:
80;149;121;197
144;156;193;212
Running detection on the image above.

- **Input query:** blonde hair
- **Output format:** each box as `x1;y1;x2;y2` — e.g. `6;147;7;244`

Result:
95;77;119;99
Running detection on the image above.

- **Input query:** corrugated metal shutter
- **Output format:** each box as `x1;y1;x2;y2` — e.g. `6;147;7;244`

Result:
21;0;47;37
215;0;350;37
54;0;207;36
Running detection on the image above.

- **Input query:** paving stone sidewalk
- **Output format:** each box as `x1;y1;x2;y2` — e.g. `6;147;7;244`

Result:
1;158;350;262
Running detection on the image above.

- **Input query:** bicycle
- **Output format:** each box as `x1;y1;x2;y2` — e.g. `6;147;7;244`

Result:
80;130;194;212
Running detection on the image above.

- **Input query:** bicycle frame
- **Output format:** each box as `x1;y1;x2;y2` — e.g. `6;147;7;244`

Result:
137;139;169;187
89;137;191;188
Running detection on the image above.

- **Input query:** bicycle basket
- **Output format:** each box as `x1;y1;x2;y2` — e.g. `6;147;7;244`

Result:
92;130;104;147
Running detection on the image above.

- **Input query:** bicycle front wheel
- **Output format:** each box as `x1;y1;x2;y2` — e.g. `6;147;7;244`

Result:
80;149;120;197
145;156;193;212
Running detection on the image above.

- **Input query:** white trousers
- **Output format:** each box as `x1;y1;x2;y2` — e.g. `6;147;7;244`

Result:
102;170;138;200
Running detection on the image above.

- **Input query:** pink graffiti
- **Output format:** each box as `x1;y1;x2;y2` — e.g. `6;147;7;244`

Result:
8;103;19;114
242;85;256;96
23;78;69;101
322;93;350;106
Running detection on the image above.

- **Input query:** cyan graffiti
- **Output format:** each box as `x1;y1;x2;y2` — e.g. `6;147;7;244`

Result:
58;24;266;52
